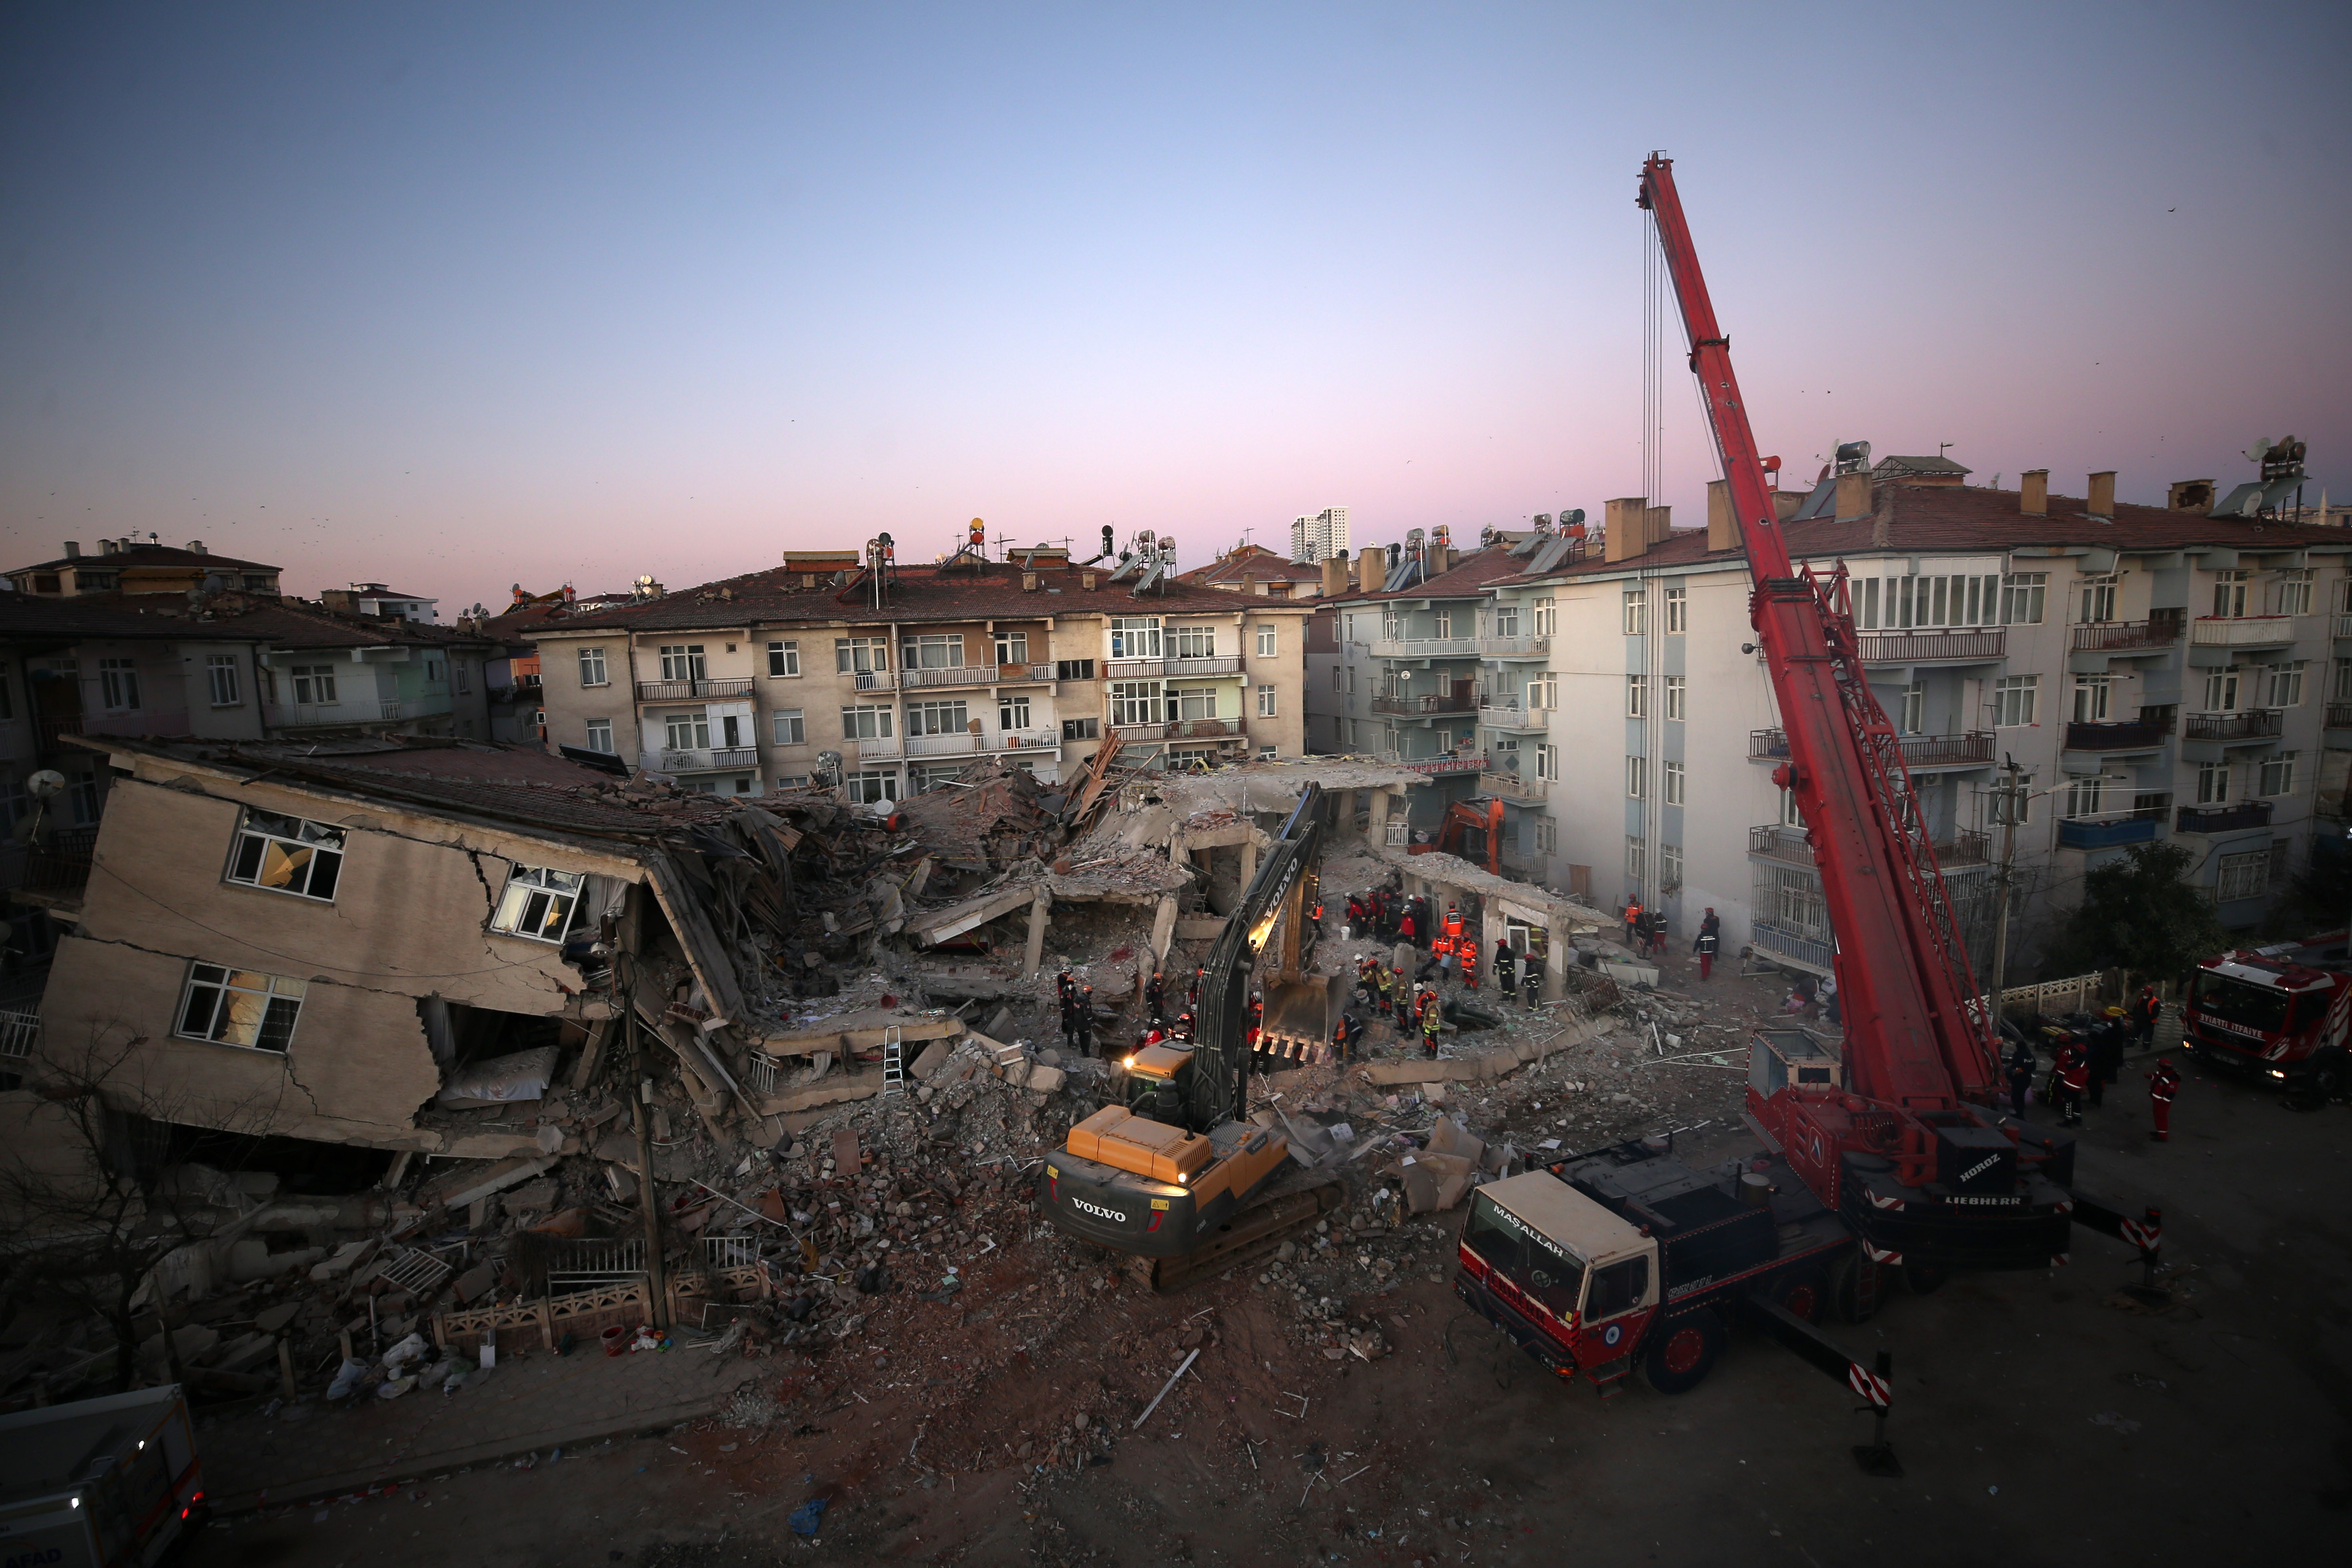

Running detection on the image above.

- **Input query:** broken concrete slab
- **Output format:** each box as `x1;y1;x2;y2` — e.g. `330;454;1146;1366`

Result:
755;1069;887;1115
910;1039;953;1080
428;1155;559;1214
1025;1063;1066;1094
757;1015;964;1058
1362;1060;1450;1086
307;1240;373;1284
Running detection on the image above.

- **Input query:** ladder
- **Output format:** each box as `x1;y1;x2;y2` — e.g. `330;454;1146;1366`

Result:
881;1025;906;1094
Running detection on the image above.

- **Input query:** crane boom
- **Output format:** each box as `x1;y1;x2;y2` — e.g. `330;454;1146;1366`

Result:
1637;155;2066;1273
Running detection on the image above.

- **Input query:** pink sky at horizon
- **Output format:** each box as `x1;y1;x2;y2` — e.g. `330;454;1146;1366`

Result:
4;3;2346;614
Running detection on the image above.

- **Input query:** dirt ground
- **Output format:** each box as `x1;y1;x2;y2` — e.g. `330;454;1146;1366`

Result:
184;944;2352;1566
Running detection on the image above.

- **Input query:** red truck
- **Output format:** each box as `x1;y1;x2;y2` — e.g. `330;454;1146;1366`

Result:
2182;934;2352;1103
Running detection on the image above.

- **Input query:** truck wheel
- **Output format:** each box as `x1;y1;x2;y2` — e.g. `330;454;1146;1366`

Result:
1901;1264;1950;1294
1644;1311;1725;1395
1770;1270;1826;1322
2309;1053;2347;1106
1826;1252;1882;1324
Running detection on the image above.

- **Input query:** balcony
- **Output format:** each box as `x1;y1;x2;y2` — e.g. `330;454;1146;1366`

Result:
1103;654;1242;680
1750;923;1835;975
997;662;1057;684
1477;703;1546;731
2176;800;2274;835
1480;769;1546;803
899;664;997;690
1001;728;1060;752
2057;813;2162;850
2189;615;2299;649
1476;634;1551;660
1855;629;2005;665
634;677;756;701
1112;718;1244;741
1749;822;1988;870
2063;717;2173;752
262;698;420;730
1368;635;1479;661
905;731;984;757
1379;752;1485;776
844;668;897;693
35;716;84;752
653;747;760;773
1747;728;1992;770
2070;619;2183;654
2335;612;2352;644
2182;709;2281;743
22;827;96;893
855;735;903;762
1372;693;1476;716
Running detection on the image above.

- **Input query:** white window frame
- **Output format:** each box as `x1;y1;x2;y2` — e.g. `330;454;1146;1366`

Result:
1109;618;1163;660
2259;751;2299;798
1536;744;1559;781
2212;570;2250;620
291;664;338;705
1663;760;1685;805
1664;675;1685;721
835;637;890;675
1901;680;1927;734
773;709;805;745
2216;848;2268;902
840;704;893;740
2196;760;2231;805
206;654;241;707
490;865;588;943
1626;676;1647;718
226;810;346;902
175;962;306;1053
664;710;711;751
1110;681;1162;727
846;770;900;805
1664;584;1688;634
1626;755;1647;799
578;646;609;687
900;633;966;671
584;717;614;753
1255;624;1277;658
2265;661;2306;709
906;699;970;737
766;641;801;678
2202;669;2241;713
1533;597;1557;637
2000;573;2047;626
1622;589;1647;637
1992;674;2039;728
98;657;140;713
2071;676;2111;724
2076;575;2118;625
1625;836;1646;883
1256;683;1277;718
993;630;1030;666
659;644;706;681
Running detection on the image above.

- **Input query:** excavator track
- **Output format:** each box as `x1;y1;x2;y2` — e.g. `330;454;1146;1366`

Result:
1121;1179;1346;1292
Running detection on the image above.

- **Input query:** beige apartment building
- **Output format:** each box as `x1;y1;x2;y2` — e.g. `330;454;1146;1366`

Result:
524;549;1316;800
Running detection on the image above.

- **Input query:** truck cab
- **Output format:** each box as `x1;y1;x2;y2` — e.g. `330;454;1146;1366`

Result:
2184;937;2351;1100
1454;1171;1659;1387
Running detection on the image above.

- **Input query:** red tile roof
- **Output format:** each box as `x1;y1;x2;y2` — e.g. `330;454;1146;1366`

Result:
1316;544;1530;605
43;591;499;651
8;543;279;575
1177;545;1327;588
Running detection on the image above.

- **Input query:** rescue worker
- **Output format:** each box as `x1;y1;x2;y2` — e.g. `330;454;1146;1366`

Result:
2146;1056;2181;1141
1310;897;1324;934
1075;985;1097;1057
1346;892;1367;938
1055;962;1076;1011
1419;988;1442;1058
1058;989;1080;1048
1692;907;1721;956
1460;933;1480;991
1623;898;1642;949
1173;1011;1195;1045
2088;1008;2126;1106
2135;984;2162;1050
1355;956;1379;1009
1694;918;1719;982
1187;965;1204;1015
1375;962;1396;1023
2004;1039;2035;1119
1398;901;1418;948
1249;989;1264;1041
1332;1012;1358;1065
1494;942;1517;996
2055;1041;2090;1127
1145;970;1167;1025
1521;960;1542;1009
1374;888;1397;941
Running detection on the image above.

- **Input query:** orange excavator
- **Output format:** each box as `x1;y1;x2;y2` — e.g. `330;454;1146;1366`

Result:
1431;796;1506;874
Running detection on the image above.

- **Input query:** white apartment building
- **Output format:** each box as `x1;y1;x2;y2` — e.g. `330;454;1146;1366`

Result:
527;550;1315;802
1290;507;1351;564
1308;469;2352;981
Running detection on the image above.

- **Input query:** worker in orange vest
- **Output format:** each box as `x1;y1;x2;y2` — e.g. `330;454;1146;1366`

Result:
1623;899;1642;949
1460;935;1480;990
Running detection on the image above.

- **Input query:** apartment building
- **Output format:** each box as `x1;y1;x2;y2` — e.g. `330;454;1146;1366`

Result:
1307;470;2352;979
524;549;1316;801
5;537;282;600
1289;506;1351;564
1176;544;1330;599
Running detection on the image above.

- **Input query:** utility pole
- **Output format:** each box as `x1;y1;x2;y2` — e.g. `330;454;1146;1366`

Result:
1986;757;2025;1020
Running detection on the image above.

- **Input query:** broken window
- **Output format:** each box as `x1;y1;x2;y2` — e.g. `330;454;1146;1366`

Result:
291;664;338;704
176;963;306;1053
227;809;347;901
1061;717;1100;740
490;865;588;942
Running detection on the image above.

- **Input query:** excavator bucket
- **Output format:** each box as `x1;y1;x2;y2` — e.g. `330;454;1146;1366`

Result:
1258;973;1344;1063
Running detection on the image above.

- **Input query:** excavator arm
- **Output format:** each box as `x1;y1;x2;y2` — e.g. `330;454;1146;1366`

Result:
1191;783;1325;1127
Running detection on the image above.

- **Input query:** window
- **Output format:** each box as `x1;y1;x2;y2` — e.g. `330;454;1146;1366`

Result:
1257;683;1277;718
1347;666;1358;695
773;773;809;789
1491;605;1518;639
1863;573;2002;630
998;695;1030;731
845;770;900;805
1663;760;1686;805
227;810;346;901
207;654;241;707
66;771;100;826
1331;666;1342;692
2265;661;2306;708
1622;589;1646;636
1061;717;1100;740
840;704;893;740
241;572;271;591
424;659;445;686
31;574;58;593
491;866;588;941
1055;658;1097;681
2072;676;2111;724
908;762;967;792
2065;776;2107;818
1535;819;1557;854
2000;573;2047;625
836;637;890;676
0;775;25;835
773;709;805;745
291;664;338;704
1171;686;1219;721
2216;848;2269;903
2201;669;2240;713
578;646;609;686
1173;624;1217;660
2334;658;2352;703
1109;618;1162;659
1900;680;1926;733
664;710;711;751
900;633;966;670
2260;752;2299;797
585;718;614;753
1625;836;1646;883
1433;610;1453;640
1662;843;1683;891
993;630;1029;666
2196;761;2231;805
1665;584;1688;633
1536;744;1559;781
176;963;305;1053
1533;675;1557;710
766;641;800;677
1626;676;1647;718
1110;681;1162;726
907;699;969;737
2275;570;2314;617
1626;756;1647;798
1986;674;2035;728
1534;598;1556;637
1664;676;1685;721
658;644;706;681
1256;624;1277;658
2212;570;2250;619
454;661;471;695
98;658;139;711
2077;575;2118;624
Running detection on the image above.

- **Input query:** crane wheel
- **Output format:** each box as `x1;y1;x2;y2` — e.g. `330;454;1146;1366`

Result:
1643;1310;1724;1395
1901;1264;1950;1294
1769;1269;1826;1322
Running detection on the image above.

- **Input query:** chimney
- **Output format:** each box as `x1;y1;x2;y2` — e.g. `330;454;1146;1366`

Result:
1357;545;1383;590
2020;470;2048;516
1706;481;1739;551
1081;570;1098;590
1241;572;1257;597
1773;490;1804;522
186;540;207;554
1320;555;1349;597
2167;478;2216;512
1604;497;1650;563
1022;570;1040;591
62;541;80;558
2086;471;2116;520
1872;478;1894;550
1644;504;1672;544
1834;472;1872;522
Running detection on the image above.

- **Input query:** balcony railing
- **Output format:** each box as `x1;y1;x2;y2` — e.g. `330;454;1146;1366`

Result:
2064;717;2174;751
1372;693;1476;716
2070;620;2182;653
653;747;760;773
263;700;416;730
997;662;1057;684
23;827;97;892
1103;654;1243;680
1856;629;2006;663
1380;752;1485;775
1001;728;1059;751
1368;635;1479;660
2182;709;2281;742
2176;800;2274;834
1113;718;1243;740
1476;634;1551;659
898;664;997;690
845;668;896;693
2190;615;2300;647
1748;728;1992;768
634;677;756;701
2057;814;2162;850
906;731;983;757
855;735;903;762
0;1005;38;1062
1477;703;1546;730
35;716;84;751
2327;702;2352;731
1480;769;1546;802
1750;923;1836;973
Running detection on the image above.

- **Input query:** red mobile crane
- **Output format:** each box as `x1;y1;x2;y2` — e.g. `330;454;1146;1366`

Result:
1638;155;2123;1272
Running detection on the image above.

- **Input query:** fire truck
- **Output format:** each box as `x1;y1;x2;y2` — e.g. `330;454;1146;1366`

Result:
2182;934;2352;1103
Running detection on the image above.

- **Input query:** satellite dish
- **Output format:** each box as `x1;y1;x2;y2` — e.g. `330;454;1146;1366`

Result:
2243;437;2273;463
27;771;66;799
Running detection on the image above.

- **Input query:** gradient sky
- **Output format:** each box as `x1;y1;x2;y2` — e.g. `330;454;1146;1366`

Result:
5;2;2348;613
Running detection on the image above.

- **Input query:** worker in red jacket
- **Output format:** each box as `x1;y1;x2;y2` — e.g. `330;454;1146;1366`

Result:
2055;1043;2090;1127
2146;1058;2181;1142
2135;985;2163;1050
